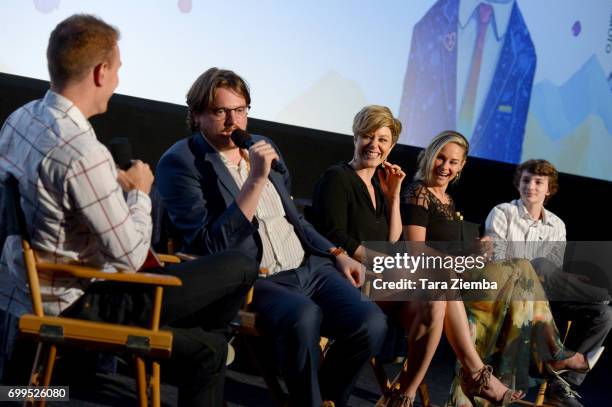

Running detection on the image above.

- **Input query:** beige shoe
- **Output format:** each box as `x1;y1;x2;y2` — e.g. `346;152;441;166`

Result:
389;393;413;407
376;389;413;407
459;365;523;406
226;342;235;366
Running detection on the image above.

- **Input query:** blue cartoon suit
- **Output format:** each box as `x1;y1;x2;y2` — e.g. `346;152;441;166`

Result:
398;0;536;163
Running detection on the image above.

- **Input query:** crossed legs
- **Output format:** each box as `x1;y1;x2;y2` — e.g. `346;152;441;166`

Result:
379;299;521;403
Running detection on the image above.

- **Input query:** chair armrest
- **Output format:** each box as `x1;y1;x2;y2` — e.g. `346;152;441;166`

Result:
36;262;182;286
237;310;259;336
245;286;254;306
157;254;181;264
174;252;200;262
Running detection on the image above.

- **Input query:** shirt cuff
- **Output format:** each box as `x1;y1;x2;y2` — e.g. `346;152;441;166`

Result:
126;189;152;213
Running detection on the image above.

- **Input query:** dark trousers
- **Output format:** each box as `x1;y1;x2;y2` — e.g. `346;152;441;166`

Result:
62;250;258;407
251;255;387;407
550;301;612;386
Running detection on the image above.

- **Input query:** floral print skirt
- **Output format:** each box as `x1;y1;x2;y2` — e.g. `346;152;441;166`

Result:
446;258;572;407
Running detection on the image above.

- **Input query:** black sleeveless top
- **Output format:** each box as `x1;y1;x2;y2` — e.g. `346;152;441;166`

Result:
401;181;461;239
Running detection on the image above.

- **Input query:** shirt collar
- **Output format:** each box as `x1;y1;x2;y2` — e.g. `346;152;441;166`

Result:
515;198;553;225
199;132;247;169
458;0;514;40
43;90;91;132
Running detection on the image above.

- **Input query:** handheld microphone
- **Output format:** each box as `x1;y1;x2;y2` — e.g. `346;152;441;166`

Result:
230;129;286;174
108;137;133;170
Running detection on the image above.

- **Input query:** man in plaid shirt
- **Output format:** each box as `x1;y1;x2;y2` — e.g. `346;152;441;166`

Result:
0;14;257;406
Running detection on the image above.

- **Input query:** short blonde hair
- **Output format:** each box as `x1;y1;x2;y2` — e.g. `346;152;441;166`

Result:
414;130;469;184
352;105;402;144
47;14;119;89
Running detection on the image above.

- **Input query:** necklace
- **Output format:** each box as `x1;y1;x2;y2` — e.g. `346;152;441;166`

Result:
427;186;449;205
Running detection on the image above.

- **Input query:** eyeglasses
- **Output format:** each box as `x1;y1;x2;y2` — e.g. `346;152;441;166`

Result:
209;105;251;121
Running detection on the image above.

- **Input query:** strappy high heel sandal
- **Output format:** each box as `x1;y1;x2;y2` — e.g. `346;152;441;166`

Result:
459;365;524;406
375;388;414;407
386;391;414;407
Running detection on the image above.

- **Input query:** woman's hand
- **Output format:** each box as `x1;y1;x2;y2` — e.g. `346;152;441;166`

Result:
378;161;406;199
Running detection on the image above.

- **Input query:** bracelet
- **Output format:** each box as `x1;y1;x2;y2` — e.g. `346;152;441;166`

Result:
330;247;346;257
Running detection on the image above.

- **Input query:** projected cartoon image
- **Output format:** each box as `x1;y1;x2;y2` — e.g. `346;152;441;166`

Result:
398;0;536;164
2;0;611;180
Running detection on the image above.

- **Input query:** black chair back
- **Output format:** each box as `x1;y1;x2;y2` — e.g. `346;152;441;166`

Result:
1;175;28;242
0;181;5;255
150;185;183;254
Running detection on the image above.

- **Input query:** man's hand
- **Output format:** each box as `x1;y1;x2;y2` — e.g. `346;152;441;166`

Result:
117;160;154;194
334;253;365;287
247;140;280;183
235;140;280;221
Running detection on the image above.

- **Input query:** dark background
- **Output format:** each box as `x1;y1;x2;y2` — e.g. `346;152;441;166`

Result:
1;72;611;241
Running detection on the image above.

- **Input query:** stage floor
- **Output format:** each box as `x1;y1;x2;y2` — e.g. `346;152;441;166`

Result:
3;335;609;406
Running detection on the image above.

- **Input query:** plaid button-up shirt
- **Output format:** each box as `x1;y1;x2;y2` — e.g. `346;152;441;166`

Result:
0;91;152;316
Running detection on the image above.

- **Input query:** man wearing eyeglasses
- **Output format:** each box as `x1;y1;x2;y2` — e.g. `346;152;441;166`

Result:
156;67;387;407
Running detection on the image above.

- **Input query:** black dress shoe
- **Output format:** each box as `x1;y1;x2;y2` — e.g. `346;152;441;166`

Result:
546;377;584;407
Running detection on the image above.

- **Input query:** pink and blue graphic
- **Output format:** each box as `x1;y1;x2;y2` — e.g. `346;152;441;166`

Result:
2;0;610;180
399;0;536;164
33;0;60;14
178;0;192;13
572;21;581;36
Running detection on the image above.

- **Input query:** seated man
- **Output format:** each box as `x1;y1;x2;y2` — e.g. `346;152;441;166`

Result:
485;159;612;407
0;15;257;407
156;67;387;407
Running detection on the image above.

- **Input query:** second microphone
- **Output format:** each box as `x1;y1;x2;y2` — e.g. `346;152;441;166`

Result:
230;129;287;174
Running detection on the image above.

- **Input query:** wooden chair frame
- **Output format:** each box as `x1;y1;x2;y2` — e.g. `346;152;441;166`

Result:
4;175;181;407
359;281;433;406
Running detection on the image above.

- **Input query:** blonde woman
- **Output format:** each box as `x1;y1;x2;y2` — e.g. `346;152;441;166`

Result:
402;131;588;406
312;114;523;406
